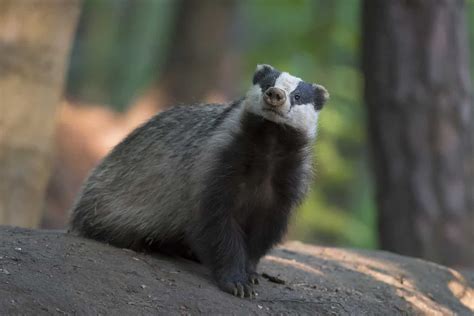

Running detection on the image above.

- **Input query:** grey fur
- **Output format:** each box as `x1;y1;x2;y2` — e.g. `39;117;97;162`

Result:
70;104;233;246
69;65;328;298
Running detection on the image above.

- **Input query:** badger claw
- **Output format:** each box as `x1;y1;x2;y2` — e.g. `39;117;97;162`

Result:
218;277;255;298
248;272;259;285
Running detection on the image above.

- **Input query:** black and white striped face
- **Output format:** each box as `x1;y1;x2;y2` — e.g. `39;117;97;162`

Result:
244;64;329;138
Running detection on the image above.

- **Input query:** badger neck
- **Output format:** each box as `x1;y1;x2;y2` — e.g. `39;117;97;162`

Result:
213;99;313;159
237;111;310;155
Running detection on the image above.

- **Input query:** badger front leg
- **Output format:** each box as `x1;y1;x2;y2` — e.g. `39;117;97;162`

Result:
190;206;254;298
245;210;291;285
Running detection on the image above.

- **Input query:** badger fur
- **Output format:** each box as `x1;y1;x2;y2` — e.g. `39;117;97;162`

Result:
69;64;329;298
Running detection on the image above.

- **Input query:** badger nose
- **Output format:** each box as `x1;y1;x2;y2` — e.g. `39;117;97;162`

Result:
264;87;286;107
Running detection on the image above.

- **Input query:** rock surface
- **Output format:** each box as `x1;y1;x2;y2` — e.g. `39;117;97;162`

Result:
0;226;473;315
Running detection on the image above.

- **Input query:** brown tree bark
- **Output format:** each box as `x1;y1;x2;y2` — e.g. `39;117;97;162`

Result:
0;0;81;227
363;0;474;267
135;0;239;109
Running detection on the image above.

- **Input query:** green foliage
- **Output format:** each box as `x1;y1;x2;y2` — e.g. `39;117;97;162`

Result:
67;0;176;110
467;1;474;79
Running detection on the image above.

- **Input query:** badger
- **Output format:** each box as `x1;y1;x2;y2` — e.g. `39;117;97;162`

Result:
69;64;329;298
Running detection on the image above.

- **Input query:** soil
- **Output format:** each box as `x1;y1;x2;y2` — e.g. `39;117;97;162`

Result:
0;226;473;315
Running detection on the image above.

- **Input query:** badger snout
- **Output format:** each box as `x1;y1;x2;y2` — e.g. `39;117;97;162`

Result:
264;87;286;107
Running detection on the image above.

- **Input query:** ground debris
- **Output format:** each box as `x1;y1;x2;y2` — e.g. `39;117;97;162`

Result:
262;272;286;284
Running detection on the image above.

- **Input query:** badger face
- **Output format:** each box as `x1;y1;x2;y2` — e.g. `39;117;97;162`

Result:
244;64;329;138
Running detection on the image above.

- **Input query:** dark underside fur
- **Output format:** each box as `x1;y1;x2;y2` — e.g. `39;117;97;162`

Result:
189;111;311;294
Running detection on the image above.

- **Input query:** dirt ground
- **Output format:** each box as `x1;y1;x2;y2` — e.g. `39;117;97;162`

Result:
0;226;473;315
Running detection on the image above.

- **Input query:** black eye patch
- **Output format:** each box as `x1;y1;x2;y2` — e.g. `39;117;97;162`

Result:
253;66;281;92
289;81;314;107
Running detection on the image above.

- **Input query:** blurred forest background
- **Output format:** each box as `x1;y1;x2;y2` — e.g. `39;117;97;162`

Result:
67;0;370;248
1;0;473;268
65;0;372;248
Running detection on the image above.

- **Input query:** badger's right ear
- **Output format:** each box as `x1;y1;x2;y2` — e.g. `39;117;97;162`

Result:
252;64;274;85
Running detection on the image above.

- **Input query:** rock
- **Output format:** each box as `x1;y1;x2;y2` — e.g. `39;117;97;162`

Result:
0;226;472;315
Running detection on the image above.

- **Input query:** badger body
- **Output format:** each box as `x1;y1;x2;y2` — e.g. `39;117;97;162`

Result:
70;64;328;297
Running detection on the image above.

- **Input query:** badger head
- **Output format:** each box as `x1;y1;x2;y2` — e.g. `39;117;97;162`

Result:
244;64;329;138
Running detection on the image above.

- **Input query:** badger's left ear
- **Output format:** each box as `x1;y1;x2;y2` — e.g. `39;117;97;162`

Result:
313;84;329;110
253;64;274;85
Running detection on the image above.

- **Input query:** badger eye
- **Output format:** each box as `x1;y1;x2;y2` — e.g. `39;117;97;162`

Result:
294;94;301;101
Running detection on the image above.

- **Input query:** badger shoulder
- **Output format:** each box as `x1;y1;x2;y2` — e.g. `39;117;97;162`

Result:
91;102;239;169
121;102;237;147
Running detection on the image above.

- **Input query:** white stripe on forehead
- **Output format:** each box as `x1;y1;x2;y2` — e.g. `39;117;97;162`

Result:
274;72;301;92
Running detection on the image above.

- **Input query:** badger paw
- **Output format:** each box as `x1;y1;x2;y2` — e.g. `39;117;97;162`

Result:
218;275;255;298
248;271;259;285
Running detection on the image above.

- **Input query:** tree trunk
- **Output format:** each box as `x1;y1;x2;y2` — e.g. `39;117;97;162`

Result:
363;0;474;267
0;0;81;227
135;0;239;109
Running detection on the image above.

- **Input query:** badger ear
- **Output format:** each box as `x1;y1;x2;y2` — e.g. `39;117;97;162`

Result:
313;84;329;110
253;64;274;85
